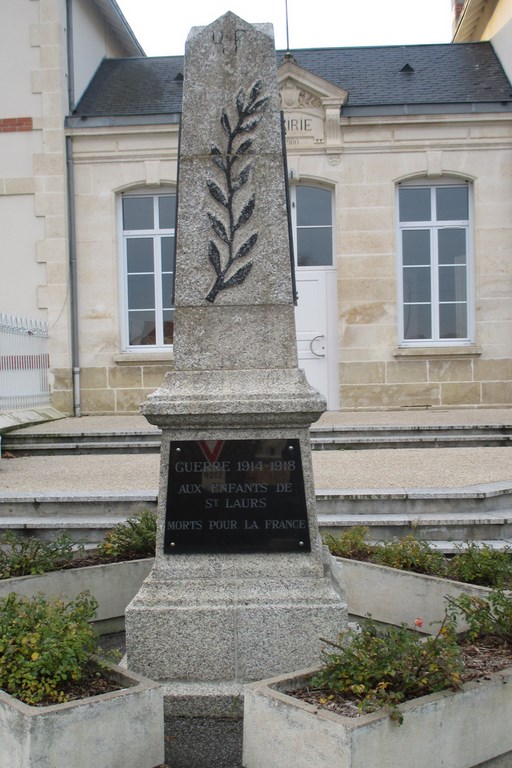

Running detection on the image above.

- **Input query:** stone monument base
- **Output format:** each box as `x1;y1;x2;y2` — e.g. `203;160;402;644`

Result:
125;373;347;767
127;554;345;768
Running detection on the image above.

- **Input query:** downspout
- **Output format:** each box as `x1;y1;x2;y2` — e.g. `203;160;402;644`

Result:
66;0;81;416
66;136;80;417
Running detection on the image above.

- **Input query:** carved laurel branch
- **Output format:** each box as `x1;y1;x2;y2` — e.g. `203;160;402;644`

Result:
205;81;269;303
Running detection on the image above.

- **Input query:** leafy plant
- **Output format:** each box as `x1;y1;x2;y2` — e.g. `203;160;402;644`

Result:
447;543;512;588
98;510;156;560
324;527;375;560
372;535;447;577
0;531;75;579
205;80;269;303
0;591;99;705
311;616;462;724
446;589;512;645
325;529;512;587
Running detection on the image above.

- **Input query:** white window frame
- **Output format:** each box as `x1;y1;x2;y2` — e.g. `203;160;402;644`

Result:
397;178;474;347
119;189;176;352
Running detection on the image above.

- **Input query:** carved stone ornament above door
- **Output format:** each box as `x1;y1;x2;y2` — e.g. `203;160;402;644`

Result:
278;58;348;150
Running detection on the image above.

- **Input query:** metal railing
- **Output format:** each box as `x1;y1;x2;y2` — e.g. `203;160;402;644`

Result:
0;314;50;410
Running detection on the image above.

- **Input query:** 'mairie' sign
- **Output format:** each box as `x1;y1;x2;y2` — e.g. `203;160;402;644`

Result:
164;439;311;554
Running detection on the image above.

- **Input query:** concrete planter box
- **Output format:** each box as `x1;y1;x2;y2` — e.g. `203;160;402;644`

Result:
0;662;164;768
339;557;494;631
0;558;154;633
243;664;512;768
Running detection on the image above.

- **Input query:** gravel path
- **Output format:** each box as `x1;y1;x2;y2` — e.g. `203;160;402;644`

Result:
1;447;511;493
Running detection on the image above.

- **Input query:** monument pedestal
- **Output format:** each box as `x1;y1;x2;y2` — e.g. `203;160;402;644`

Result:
126;369;346;767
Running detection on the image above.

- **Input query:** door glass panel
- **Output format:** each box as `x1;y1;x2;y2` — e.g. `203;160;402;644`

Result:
297;228;332;267
436;187;468;221
296;187;332;226
127;238;154;272
123;197;154;230
399;187;431;222
402;230;430;265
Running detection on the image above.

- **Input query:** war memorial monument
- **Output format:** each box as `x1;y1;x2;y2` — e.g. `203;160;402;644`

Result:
125;12;347;767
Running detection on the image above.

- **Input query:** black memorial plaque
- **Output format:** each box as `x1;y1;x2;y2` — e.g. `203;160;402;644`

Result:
164;438;311;554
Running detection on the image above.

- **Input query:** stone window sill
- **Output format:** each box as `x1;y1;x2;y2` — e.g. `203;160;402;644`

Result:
114;351;174;365
392;345;481;358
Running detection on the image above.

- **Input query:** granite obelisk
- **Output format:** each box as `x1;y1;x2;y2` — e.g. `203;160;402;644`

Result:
126;12;346;766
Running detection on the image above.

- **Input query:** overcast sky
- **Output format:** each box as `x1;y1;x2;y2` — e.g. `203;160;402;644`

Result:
116;0;454;57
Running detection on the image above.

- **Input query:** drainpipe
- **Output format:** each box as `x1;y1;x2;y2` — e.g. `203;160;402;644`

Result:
65;0;80;416
66;137;80;418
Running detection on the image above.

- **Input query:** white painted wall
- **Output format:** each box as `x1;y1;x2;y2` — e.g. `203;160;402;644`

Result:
0;0;41;118
492;18;512;81
73;0;138;105
0;196;46;319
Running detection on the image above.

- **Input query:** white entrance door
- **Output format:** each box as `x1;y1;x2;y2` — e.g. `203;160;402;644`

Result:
291;184;338;410
295;268;338;409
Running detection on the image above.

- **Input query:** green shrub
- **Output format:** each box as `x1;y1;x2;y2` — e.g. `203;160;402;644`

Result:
311;616;462;724
0;531;75;579
372;535;447;576
448;543;512;588
98;509;157;560
447;589;512;645
325;530;512;588
323;526;375;560
0;591;99;705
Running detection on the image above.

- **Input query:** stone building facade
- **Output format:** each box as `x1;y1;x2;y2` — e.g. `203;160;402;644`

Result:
2;0;512;414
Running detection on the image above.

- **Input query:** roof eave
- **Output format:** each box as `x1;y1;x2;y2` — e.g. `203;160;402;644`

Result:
93;0;145;56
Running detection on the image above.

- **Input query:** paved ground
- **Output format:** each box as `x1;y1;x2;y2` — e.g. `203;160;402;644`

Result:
1;408;511;493
9;407;512;432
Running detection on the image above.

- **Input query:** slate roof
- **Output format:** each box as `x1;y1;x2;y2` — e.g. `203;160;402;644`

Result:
72;42;512;120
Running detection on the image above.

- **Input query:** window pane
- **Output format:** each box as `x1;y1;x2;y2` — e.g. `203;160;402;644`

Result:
438;229;466;265
296;187;332;226
129;310;156;345
439;265;467;302
128;274;155;309
436;187;468;221
123;197;153;230
161;237;175;272
158;196;176;229
399;188;431;222
403;266;431;303
127;238;154;272
402;230;430;266
297;228;332;266
403;304;431;340
163;310;174;344
440;304;467;339
162;274;173;308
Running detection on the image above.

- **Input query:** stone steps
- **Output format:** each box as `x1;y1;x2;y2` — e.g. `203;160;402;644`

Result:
4;423;512;454
2;483;512;550
311;424;512;450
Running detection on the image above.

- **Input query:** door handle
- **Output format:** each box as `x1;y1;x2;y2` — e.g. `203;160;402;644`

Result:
309;335;326;357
